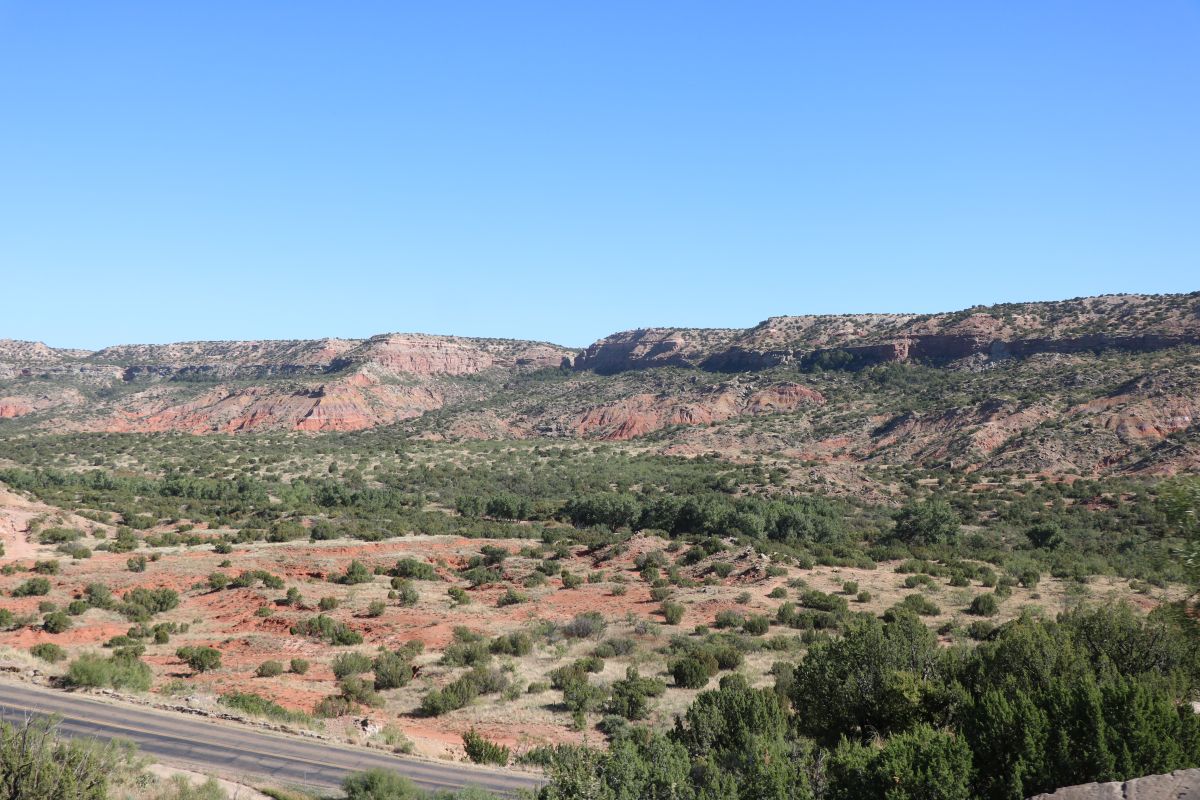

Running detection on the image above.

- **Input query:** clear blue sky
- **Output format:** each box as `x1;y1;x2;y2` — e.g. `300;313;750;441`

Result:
2;2;1197;349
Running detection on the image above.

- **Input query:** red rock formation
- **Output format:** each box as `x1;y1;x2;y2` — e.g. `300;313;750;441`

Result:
576;293;1200;374
572;382;825;440
0;390;86;419
102;380;444;434
574;328;740;374
0;402;32;419
352;334;564;376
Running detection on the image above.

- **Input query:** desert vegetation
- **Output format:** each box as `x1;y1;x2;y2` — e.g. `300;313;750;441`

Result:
0;300;1198;797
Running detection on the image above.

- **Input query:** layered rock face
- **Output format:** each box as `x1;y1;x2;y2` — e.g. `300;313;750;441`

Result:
100;382;445;434
1;293;1198;478
1025;767;1200;799
0;333;573;433
570;382;825;440
353;334;567;375
573;328;742;374
576;294;1200;373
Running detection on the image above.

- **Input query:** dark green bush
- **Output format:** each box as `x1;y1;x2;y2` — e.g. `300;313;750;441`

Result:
463;728;511;766
670;652;717;689
30;642;66;663
968;593;1000;617
392;558;437;580
176;646;222;673
13;577;50;597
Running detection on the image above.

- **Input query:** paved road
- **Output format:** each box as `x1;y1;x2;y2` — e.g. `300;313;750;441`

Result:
0;681;544;797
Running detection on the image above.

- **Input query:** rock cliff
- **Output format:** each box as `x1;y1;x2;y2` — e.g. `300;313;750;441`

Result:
1;293;1198;479
575;294;1200;373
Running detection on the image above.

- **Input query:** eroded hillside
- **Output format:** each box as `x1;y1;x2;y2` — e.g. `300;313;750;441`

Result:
2;292;1198;479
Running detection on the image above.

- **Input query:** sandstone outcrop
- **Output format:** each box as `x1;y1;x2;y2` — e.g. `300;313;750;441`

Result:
575;294;1200;374
571;382;825;440
1025;768;1200;799
1;294;1198;480
0;333;572;434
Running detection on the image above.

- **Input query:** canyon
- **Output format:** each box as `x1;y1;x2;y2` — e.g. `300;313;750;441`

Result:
1;292;1198;478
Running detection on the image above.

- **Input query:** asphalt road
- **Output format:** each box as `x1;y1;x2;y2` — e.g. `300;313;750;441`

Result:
0;681;545;797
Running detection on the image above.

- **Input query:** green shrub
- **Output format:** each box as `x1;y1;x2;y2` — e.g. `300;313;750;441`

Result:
291;614;362;645
176;646;222;673
391;558;437;580
30;642;66;663
892;499;960;545
372;650;414;691
714;610;744;629
220;692;312;725
894;594;940;616
84;583;114;609
338;560;373;585
442;630;491;668
711;562;735;578
256;660;284;678
38;527;81;544
341;769;421;800
489;631;534;657
332;651;373;679
463;727;511;766
799;589;848;613
0;717;133;800
497;588;528;607
661;601;685;625
670;653;717;689
393;580;418;607
420;666;509;717
67;653;152;691
121;587;180;620
42;611;72;634
338;675;383;708
903;573;935;589
314;695;353;718
13;577;51;597
606;666;666;720
826;723;972;800
561;612;607;639
968;593;999;617
966;620;995;640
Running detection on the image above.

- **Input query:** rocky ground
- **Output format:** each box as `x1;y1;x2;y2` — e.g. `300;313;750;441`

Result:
1027;768;1200;799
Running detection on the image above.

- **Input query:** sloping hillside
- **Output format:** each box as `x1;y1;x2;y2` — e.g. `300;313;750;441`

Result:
2;292;1198;477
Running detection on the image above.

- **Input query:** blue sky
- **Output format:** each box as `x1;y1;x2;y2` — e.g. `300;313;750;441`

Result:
1;2;1197;349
